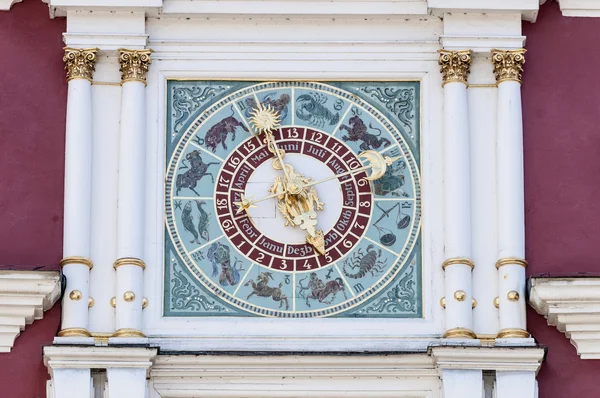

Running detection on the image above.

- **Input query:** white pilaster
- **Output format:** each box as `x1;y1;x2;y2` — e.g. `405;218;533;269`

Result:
59;48;99;338
496;371;537;398
439;49;476;339
107;368;148;398
114;49;152;337
44;345;157;398
441;369;483;398
89;56;122;334
492;49;529;339
52;369;92;398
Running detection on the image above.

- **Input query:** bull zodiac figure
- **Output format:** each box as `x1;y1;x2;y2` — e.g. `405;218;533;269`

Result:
204;106;249;153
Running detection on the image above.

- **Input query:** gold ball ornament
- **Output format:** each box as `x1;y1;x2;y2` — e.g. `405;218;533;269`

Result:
454;290;467;302
123;291;136;302
69;290;82;301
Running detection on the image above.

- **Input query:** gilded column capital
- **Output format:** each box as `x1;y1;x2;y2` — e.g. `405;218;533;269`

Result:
118;49;153;85
63;47;99;83
491;49;526;85
438;49;472;86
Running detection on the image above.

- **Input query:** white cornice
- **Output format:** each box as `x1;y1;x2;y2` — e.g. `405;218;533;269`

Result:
430;346;545;373
558;0;600;17
44;345;158;377
0;270;60;352
0;0;22;11
529;277;600;359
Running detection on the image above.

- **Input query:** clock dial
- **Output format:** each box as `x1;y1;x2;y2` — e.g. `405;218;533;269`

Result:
165;81;421;318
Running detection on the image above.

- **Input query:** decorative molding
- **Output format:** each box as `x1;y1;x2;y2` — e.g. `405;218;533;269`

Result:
0;271;61;352
491;49;526;85
438;49;472;86
118;49;152;85
430;345;545;373
63;48;99;83
558;0;600;17
529;277;600;359
150;353;440;397
44;345;157;377
0;0;21;11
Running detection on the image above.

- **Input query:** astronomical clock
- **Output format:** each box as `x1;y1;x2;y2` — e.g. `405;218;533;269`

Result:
164;81;422;318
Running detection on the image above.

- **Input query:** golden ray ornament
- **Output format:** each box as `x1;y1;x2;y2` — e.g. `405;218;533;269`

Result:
234;194;257;215
248;102;282;135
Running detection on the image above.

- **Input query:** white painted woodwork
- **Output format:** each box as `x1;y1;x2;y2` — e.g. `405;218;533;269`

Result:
0;0;21;10
442;80;474;334
558;0;600;17
44;345;156;398
496;80;527;334
61;77;94;333
0;271;60;352
89;82;121;334
469;83;499;336
529;277;600;359
107;368;147;398
496;371;537;398
51;369;92;398
115;80;147;333
150;353;441;398
440;369;483;398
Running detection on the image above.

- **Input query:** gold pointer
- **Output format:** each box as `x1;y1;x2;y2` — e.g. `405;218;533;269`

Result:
234;150;401;214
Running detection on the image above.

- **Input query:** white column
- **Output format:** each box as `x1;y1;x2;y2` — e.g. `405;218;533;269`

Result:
89;75;121;334
441;369;483;398
439;49;476;339
107;368;147;398
113;49;152;338
492;49;529;339
496;371;537;398
468;62;499;337
58;48;99;338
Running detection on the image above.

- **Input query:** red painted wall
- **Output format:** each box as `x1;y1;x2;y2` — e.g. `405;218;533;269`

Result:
523;2;600;396
0;1;65;397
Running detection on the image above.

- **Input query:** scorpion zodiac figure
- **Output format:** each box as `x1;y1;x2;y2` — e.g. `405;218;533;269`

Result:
296;92;340;128
342;245;388;279
245;272;289;310
298;272;347;308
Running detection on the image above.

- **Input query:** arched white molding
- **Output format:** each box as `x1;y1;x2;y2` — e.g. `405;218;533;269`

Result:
0;0;22;11
529;277;600;359
0;270;61;352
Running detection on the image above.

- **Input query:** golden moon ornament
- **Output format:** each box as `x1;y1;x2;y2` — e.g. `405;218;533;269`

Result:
359;150;401;181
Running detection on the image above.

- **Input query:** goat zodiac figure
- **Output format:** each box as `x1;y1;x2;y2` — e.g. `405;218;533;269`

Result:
245;272;289;310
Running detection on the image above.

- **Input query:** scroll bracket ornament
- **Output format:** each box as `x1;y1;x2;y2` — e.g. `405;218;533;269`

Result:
438;49;472;86
63;47;99;83
118;49;153;85
491;49;526;85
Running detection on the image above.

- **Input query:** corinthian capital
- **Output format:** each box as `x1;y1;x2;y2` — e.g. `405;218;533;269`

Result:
118;49;153;85
438;49;472;86
63;48;99;83
491;49;526;85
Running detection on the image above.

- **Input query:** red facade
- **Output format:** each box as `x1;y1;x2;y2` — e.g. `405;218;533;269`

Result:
524;2;600;396
0;1;64;396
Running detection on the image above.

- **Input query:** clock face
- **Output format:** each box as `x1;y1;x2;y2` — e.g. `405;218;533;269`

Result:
165;81;422;318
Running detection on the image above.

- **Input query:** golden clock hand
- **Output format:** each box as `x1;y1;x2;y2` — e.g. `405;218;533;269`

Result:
304;150;401;189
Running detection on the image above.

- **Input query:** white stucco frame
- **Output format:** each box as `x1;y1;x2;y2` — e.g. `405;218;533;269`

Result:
142;16;446;351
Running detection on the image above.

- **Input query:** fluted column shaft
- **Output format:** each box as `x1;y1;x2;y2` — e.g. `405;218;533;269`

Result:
59;48;99;337
439;50;476;339
113;49;152;338
492;49;529;339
